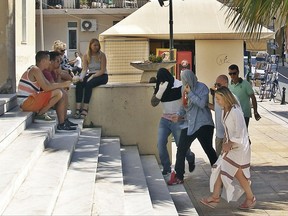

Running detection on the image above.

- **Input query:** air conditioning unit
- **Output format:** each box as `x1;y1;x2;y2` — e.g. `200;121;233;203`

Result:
81;19;97;32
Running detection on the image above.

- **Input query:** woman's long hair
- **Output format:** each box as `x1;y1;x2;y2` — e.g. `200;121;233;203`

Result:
215;86;239;110
87;38;101;64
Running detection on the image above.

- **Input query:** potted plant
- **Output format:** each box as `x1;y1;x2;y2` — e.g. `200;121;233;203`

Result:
130;54;176;83
80;0;89;8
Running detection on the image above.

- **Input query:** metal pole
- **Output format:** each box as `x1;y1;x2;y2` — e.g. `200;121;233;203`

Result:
282;27;285;66
272;17;276;55
40;0;44;50
169;0;174;61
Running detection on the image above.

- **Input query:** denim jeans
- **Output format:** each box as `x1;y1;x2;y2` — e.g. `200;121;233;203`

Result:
175;125;218;180
157;117;195;172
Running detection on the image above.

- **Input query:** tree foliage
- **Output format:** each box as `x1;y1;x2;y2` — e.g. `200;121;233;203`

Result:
221;0;288;40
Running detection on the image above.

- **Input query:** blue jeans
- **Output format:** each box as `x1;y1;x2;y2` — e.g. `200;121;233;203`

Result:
157;117;195;172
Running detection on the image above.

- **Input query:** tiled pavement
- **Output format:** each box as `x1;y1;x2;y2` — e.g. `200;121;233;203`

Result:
173;98;288;216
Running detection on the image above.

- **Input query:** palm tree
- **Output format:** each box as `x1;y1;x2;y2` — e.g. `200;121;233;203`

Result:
221;0;288;52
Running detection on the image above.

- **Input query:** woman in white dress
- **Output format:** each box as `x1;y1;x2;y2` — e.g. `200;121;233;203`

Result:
200;86;256;210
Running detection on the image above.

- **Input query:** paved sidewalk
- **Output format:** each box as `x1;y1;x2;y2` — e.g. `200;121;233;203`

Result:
177;99;288;216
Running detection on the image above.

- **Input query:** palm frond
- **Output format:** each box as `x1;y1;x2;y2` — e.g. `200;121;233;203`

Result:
221;0;288;40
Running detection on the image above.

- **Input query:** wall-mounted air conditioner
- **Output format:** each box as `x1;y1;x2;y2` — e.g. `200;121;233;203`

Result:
81;19;97;32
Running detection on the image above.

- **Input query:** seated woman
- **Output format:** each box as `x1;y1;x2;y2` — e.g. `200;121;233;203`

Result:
73;38;108;119
52;40;73;77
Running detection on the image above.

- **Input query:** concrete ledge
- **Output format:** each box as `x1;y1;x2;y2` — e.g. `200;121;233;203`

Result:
68;83;172;163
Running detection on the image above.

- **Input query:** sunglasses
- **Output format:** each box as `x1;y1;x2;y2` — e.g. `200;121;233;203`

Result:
228;72;237;76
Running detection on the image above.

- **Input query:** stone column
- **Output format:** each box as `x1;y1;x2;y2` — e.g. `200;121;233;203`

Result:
0;0;15;93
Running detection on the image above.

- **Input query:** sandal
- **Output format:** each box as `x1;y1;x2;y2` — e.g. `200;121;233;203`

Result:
238;196;256;210
73;109;81;119
200;196;220;208
80;109;88;119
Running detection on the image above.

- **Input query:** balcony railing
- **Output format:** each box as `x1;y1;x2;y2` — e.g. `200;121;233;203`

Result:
36;0;149;9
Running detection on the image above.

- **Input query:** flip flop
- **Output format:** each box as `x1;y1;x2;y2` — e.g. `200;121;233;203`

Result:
200;196;220;208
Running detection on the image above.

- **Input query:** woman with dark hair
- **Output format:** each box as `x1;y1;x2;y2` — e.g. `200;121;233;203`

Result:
151;68;195;176
73;38;108;118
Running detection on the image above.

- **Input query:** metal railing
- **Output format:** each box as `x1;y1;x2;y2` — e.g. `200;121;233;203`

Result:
37;0;149;9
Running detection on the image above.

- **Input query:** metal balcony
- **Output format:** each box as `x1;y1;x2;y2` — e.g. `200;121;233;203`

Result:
36;0;149;9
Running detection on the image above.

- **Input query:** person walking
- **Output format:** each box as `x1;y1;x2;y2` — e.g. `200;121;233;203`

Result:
168;69;218;185
200;86;256;210
228;64;261;128
73;38;108;118
151;68;195;176
209;75;229;156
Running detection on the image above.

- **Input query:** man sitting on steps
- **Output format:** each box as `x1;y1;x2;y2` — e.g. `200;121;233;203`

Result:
17;51;76;132
42;51;77;128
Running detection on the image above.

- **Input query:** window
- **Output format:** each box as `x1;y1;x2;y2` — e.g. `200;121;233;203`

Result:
68;22;77;50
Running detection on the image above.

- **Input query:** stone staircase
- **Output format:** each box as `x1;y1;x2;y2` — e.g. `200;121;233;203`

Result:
0;94;198;216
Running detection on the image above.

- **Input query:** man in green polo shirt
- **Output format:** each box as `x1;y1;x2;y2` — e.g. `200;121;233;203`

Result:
228;64;261;129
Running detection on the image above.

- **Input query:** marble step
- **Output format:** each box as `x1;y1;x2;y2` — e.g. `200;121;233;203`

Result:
121;146;154;215
141;155;178;216
92;137;125;215
0;94;18;115
0;106;33;153
0;122;56;214
168;182;198;216
3;128;81;216
52;128;101;215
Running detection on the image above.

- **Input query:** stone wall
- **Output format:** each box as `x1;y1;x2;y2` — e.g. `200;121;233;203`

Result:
68;83;172;163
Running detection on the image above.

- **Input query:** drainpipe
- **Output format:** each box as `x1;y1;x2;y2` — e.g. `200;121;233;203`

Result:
40;0;44;50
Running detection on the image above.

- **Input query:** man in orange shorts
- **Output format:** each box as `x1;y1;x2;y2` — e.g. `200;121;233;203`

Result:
18;51;76;132
21;91;52;112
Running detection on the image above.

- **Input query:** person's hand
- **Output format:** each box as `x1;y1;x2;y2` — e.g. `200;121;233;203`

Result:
72;75;80;84
254;112;261;121
171;114;181;123
62;80;72;89
184;84;191;93
222;140;232;153
155;81;168;99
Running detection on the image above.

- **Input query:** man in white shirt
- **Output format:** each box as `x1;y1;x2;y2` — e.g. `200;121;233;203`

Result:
69;52;82;76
